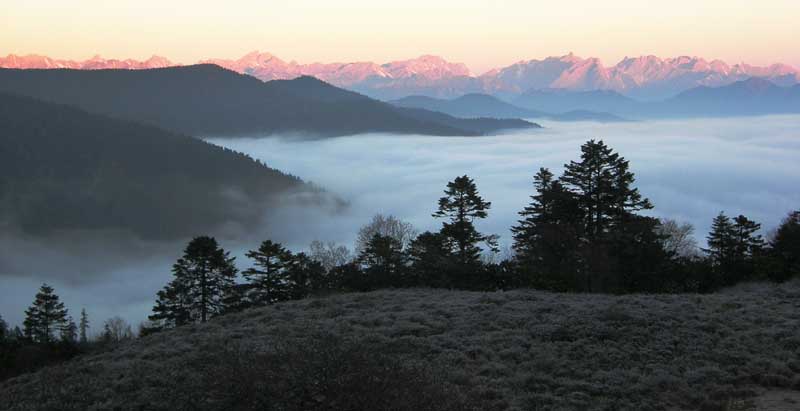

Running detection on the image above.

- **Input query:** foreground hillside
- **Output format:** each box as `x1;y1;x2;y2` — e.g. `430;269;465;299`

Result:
2;283;799;410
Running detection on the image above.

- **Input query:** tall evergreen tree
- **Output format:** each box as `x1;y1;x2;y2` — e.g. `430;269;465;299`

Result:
433;175;498;281
560;140;652;240
770;210;800;281
149;236;237;328
358;234;407;288
732;215;764;258
78;308;89;344
513;168;556;254
511;168;584;289
150;277;192;329
23;284;68;344
406;231;453;288
284;252;326;300
0;314;8;342
243;240;293;305
556;140;657;292
706;212;736;266
61;316;78;344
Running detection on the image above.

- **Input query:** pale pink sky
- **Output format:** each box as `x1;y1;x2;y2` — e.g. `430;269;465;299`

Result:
2;0;799;74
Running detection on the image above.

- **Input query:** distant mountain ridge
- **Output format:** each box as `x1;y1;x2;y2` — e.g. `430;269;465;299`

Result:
0;53;173;70
3;52;797;100
513;78;800;118
391;94;627;122
0;65;538;137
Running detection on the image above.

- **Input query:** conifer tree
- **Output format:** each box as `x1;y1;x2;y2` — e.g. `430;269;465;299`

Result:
511;167;584;289
513;168;557;258
150;278;192;329
243;240;293;305
285;252;326;300
732;215;764;258
706;212;736;266
61;316;78;344
358;234;407;288
79;308;89;344
770;210;800;281
0;314;7;342
407;231;453;288
560;140;652;240
23;284;68;344
557;140;657;292
433;175;498;266
149;236;237;328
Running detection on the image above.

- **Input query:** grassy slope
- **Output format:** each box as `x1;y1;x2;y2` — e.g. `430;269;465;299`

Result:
2;283;800;410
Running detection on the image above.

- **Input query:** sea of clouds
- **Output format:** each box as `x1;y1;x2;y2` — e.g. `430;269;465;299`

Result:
212;115;800;251
2;115;798;328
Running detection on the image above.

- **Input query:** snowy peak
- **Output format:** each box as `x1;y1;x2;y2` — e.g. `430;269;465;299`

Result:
2;51;798;100
381;55;471;79
0;54;174;70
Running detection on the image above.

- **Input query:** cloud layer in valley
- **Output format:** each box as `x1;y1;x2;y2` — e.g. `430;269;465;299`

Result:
211;115;800;251
1;115;798;328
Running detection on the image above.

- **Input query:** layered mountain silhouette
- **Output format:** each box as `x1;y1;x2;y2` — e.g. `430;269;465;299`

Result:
391;93;626;122
3;52;797;100
514;78;800;119
0;65;538;137
514;89;642;117
0;92;328;239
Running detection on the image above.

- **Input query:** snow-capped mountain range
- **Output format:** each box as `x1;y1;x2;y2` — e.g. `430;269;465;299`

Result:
2;51;798;100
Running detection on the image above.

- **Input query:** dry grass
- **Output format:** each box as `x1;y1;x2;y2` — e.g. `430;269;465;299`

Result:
2;281;799;410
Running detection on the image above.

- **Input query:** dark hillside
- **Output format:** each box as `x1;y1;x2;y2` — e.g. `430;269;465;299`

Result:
0;92;316;239
2;284;798;410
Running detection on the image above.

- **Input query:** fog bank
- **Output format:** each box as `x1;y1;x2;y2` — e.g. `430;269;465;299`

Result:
1;115;797;328
210;115;800;250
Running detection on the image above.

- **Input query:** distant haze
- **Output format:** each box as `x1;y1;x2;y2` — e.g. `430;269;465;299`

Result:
2;0;799;74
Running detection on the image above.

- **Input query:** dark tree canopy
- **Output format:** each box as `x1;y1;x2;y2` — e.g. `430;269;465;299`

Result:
0;315;8;342
560;139;653;240
770;210;800;281
284;252;327;300
23;284;69;344
79;309;89;344
406;231;454;288
512;141;667;292
357;234;407;288
434;175;498;266
150;236;237;328
243;240;294;305
511;168;585;289
706;212;765;285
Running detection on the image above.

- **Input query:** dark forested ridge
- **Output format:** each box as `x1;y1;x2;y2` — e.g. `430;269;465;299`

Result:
391;93;626;122
0;65;538;137
0;92;316;239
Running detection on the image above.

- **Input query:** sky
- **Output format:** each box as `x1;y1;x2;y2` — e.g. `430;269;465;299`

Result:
2;0;799;74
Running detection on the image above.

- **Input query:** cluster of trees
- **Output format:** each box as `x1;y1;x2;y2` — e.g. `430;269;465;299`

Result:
5;140;798;346
1;138;797;384
0;285;135;381
141;141;799;331
508;141;799;293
